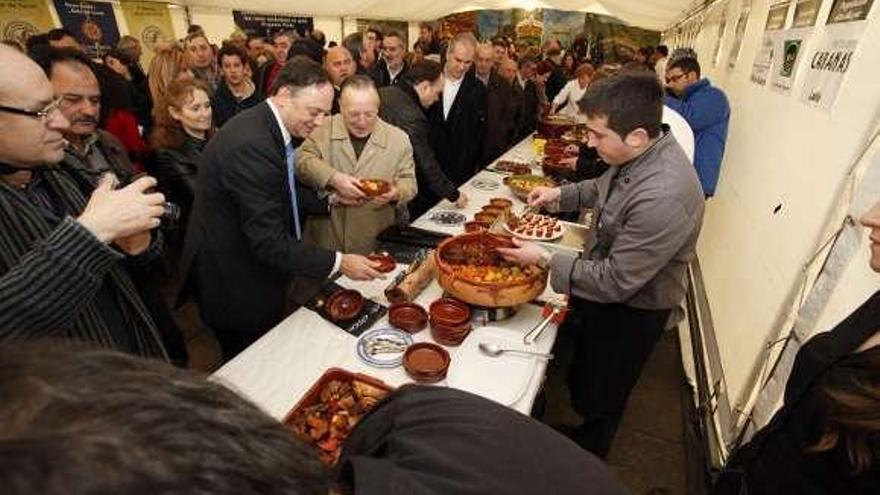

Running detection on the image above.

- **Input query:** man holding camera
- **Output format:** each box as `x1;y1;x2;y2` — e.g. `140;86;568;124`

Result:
0;45;169;359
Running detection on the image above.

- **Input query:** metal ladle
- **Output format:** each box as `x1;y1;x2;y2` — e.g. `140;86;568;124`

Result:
478;342;554;359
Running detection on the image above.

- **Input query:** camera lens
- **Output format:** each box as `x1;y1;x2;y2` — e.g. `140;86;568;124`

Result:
161;202;182;230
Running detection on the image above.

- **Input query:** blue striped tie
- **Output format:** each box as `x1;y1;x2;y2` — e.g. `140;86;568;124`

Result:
284;142;302;240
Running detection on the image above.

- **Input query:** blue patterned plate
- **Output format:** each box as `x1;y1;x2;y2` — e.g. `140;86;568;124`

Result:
356;327;413;368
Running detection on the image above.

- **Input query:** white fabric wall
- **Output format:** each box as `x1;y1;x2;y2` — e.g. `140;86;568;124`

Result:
665;0;880;425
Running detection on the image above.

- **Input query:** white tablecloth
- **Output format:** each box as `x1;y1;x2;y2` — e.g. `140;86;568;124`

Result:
212;135;564;418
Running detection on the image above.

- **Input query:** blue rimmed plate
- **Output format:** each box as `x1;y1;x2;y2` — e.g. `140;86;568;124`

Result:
356;327;413;368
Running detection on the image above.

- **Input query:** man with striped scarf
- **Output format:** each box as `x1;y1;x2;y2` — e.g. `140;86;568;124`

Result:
0;45;169;360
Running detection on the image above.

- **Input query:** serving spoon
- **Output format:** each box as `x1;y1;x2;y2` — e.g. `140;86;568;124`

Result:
478;342;554;359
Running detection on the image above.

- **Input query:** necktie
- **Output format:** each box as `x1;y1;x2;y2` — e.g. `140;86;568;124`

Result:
284;142;302;240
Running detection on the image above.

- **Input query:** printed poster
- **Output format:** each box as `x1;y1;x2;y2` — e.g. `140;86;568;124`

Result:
793;0;823;27
0;0;55;47
711;0;730;67
750;32;777;85
826;0;875;23
727;3;752;68
765;2;791;31
120;1;174;67
799;22;865;111
53;0;120;59
232;10;313;38
770;27;813;93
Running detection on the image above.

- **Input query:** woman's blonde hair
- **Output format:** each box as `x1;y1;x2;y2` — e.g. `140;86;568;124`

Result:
148;43;190;104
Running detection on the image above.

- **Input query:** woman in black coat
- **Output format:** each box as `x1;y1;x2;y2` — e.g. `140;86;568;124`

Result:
715;200;880;494
149;78;213;224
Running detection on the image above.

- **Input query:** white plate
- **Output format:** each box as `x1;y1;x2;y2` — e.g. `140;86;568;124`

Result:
446;326;536;406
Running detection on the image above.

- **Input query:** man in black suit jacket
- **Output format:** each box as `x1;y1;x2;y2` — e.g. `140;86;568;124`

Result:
180;57;382;359
428;32;487;187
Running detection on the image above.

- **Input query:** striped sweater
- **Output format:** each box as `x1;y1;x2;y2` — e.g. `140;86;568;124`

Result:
0;166;168;360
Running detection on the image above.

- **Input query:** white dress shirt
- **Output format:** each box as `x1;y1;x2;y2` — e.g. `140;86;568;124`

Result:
267;99;342;275
442;74;464;120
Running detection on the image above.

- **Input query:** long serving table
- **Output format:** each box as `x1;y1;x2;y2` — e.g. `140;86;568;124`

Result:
212;135;571;419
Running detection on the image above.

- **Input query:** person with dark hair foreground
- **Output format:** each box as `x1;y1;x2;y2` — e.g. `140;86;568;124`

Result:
664;56;730;198
179;57;383;360
0;343;332;495
378;60;467;219
714;200;880;494
0;343;630;495
498;73;705;458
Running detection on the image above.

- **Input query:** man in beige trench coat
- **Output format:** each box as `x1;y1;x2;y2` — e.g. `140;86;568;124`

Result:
298;75;417;254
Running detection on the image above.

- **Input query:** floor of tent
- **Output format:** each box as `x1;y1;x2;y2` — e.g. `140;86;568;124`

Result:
541;329;696;495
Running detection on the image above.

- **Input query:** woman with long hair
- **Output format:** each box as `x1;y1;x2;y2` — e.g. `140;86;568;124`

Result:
148;43;193;106
149;78;212;226
715;201;880;493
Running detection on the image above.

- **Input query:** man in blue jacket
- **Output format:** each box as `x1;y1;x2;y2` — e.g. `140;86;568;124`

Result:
664;57;730;198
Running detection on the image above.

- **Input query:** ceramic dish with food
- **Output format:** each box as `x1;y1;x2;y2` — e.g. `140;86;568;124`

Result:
285;369;392;465
357;179;390;197
356;327;413;368
464;221;489;233
434;232;547;307
366;253;396;273
491;160;533;175
503;175;557;201
504;212;565;241
489;197;513;209
325;289;365;322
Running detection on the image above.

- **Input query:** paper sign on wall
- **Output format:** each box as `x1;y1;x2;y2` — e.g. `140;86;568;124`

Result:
0;0;55;47
750;32;777;85
120;1;174;67
826;0;874;23
712;0;730;67
727;2;752;69
770;27;812;93
799;22;864;111
793;0;823;27
53;0;121;59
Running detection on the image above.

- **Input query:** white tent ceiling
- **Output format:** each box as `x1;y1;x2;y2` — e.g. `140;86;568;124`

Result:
175;0;695;31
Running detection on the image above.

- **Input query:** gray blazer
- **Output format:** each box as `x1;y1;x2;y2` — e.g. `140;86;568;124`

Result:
550;131;704;310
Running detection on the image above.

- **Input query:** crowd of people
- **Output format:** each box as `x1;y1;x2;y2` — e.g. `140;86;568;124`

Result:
0;20;876;495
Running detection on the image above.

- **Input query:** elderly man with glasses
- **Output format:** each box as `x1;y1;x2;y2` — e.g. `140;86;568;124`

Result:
0;45;170;359
298;75;416;254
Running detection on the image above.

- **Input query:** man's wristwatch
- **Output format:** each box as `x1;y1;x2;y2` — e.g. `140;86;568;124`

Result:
537;250;553;270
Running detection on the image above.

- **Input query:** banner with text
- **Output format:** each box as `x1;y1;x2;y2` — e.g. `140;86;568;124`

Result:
120;1;174;66
232;10;313;38
0;0;55;47
53;0;120;58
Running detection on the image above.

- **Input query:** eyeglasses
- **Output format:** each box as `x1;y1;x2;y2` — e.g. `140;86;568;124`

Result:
665;73;687;84
0;96;63;122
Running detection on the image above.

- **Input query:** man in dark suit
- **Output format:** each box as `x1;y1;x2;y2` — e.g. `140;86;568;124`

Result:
428;32;486;186
480;52;523;166
180;57;382;359
516;56;541;140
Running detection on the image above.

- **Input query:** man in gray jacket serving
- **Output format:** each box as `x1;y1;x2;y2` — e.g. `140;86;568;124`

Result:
499;73;705;458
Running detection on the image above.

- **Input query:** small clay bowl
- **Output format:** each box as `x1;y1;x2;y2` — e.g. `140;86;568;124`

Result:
325;289;364;321
481;206;506;217
388;302;428;334
367;253;396;273
489;198;513;209
429;298;471;326
474;211;498;224
464;221;489;233
430;319;472;346
357;179;391;197
404;342;451;383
